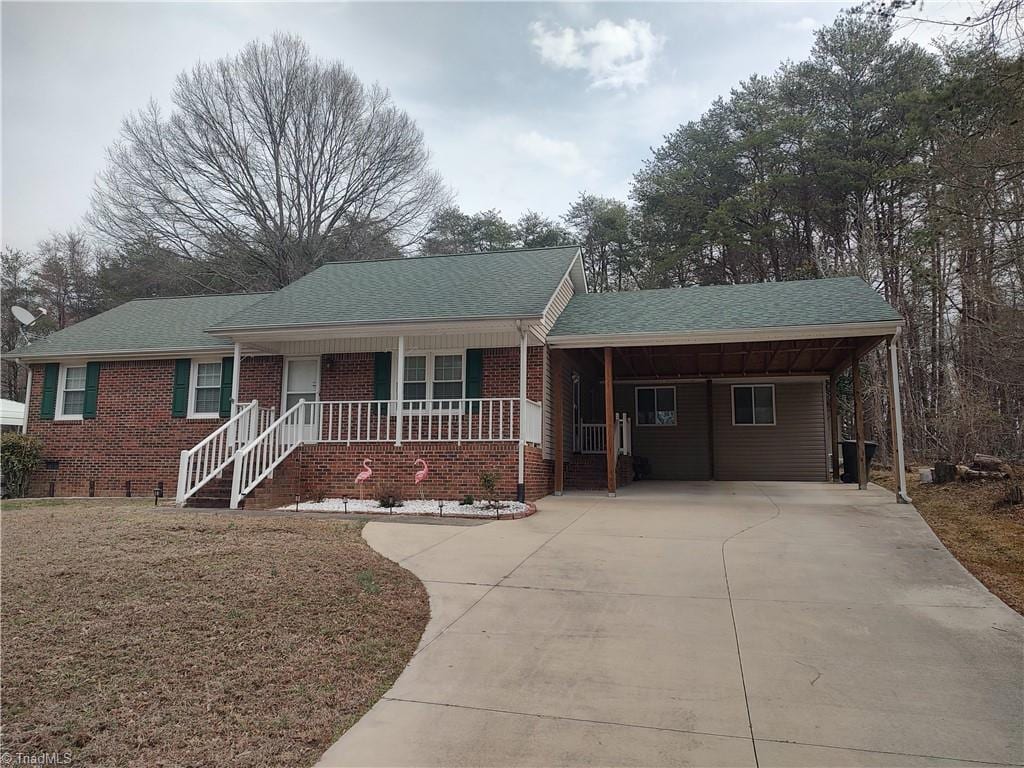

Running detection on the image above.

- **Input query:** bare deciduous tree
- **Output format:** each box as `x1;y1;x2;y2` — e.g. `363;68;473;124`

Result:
91;34;449;290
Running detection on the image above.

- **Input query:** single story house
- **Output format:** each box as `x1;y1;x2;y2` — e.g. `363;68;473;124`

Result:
12;245;910;508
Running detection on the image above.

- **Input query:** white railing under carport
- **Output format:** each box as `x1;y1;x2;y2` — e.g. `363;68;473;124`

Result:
575;413;631;456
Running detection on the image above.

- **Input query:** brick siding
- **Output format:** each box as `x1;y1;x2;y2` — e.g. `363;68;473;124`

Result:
246;441;550;508
564;454;634;491
23;346;552;500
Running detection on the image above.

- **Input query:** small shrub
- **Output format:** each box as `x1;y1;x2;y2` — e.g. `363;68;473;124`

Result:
1;433;43;498
459;494;475;506
479;471;502;509
376;488;403;509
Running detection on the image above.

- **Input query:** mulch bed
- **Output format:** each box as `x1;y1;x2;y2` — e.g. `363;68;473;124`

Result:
0;499;429;766
875;467;1024;615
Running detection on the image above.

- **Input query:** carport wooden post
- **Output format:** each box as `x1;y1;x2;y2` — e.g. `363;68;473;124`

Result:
829;371;841;482
604;347;616;497
852;349;868;490
552;348;564;495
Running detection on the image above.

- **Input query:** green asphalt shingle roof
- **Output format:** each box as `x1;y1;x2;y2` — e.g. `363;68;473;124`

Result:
211;246;581;331
13;293;270;359
550;277;901;338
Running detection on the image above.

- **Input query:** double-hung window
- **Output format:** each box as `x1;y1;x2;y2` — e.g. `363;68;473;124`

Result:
636;386;676;426
402;352;463;411
732;384;775;425
57;365;87;419
190;360;223;418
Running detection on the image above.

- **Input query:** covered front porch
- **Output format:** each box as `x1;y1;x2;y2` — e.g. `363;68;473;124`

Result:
548;329;910;501
176;322;547;509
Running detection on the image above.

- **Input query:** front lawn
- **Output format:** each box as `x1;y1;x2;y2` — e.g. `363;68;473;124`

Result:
0;500;428;766
875;468;1024;615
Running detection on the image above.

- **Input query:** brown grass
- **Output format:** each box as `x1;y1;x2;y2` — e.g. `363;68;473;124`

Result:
0;499;429;766
875;467;1024;615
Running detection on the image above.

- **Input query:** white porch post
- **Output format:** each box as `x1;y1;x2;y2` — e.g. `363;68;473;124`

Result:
231;342;241;407
889;332;911;504
395;336;405;446
229;342;242;447
517;325;528;503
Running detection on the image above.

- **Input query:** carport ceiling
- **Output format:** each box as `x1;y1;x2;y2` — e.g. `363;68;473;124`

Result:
594;337;868;378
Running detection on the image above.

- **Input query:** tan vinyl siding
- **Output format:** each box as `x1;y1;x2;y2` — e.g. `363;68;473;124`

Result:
614;383;711;480
711;381;827;481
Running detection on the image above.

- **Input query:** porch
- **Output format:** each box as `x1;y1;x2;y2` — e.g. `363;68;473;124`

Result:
175;327;546;509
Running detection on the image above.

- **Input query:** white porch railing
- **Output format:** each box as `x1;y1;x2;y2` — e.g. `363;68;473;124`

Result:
230;399;307;509
225;397;542;509
312;398;536;444
176;400;260;504
575;413;632;456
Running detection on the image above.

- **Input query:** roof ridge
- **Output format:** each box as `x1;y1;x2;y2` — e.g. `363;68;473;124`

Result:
320;244;581;266
577;276;864;298
126;291;275;302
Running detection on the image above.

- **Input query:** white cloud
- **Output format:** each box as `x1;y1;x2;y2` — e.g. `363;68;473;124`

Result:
530;18;664;89
779;16;818;32
513;130;588;176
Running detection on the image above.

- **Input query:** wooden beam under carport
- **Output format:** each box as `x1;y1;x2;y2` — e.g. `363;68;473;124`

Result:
604;347;616;497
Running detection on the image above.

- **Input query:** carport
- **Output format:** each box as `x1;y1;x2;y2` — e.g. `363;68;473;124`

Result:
545;278;911;502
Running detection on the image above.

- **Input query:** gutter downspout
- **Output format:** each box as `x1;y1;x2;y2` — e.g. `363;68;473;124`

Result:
229;342;242;447
22;366;32;434
517;323;527;503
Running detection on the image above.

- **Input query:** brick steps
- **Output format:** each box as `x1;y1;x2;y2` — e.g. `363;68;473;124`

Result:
182;473;242;509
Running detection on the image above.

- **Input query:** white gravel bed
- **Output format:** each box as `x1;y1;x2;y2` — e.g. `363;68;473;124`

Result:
277;497;531;519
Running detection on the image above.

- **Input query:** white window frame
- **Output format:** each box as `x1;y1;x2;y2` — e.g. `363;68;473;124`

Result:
397;349;466;413
635;385;677;427
731;383;776;426
55;362;87;421
188;358;223;420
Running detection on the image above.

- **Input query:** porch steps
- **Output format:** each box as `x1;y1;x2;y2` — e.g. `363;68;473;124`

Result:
183;473;241;509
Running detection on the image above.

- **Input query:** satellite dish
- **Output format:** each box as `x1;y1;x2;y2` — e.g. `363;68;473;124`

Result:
11;305;37;326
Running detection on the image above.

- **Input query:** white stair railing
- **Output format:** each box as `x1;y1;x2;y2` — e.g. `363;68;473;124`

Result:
577;413;632;456
230;399;307;509
175;400;259;504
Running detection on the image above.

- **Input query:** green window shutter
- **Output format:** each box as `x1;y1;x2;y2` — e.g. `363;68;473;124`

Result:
219;356;234;418
373;352;391;415
82;362;101;420
39;363;59;420
465;348;483;414
172;359;191;418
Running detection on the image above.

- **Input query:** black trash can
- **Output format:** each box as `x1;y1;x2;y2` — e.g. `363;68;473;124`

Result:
840;439;877;484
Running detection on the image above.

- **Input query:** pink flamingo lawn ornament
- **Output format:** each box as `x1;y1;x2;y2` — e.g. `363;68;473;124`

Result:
413;458;429;499
355;458;373;499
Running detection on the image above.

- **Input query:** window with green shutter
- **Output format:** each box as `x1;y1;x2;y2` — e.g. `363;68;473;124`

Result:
465;348;483;413
39;363;59;420
171;359;191;418
219;356;234;417
82;362;100;419
373;352;391;414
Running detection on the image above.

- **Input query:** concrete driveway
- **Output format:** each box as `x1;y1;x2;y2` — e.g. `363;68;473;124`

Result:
318;482;1024;767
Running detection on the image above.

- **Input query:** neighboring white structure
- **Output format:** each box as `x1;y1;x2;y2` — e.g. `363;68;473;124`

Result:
0;398;26;432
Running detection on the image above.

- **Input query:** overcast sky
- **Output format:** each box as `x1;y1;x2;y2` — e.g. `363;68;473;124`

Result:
1;1;967;252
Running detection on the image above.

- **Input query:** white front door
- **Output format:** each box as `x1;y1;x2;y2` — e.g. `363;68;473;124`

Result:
283;357;320;442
